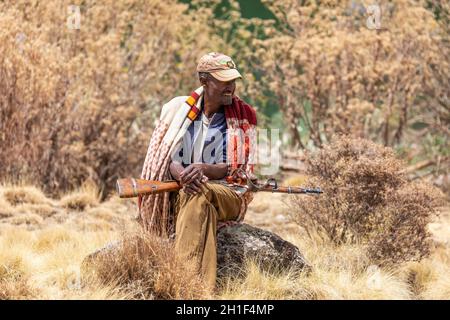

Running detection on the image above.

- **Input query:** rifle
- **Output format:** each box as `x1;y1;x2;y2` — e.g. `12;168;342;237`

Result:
116;169;322;198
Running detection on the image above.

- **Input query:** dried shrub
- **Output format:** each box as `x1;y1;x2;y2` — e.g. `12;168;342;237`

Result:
0;0;222;197
82;234;210;299
289;136;444;265
258;0;449;150
368;182;444;264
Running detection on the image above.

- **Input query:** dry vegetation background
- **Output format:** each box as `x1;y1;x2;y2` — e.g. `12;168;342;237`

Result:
0;0;449;299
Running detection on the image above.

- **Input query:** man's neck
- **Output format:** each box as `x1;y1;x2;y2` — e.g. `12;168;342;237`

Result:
202;96;222;119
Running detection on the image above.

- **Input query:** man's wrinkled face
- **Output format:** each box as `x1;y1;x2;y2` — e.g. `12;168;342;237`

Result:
204;76;236;106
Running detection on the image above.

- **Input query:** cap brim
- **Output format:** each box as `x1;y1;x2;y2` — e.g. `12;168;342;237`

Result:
210;69;242;81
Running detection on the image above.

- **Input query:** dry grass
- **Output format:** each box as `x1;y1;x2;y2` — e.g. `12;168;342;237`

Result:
0;182;139;299
0;197;14;218
0;181;449;300
59;182;100;211
218;236;413;300
222;228;447;300
83;233;211;300
1;185;52;206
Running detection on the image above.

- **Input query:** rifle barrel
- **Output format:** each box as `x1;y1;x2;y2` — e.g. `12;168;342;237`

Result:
259;186;322;194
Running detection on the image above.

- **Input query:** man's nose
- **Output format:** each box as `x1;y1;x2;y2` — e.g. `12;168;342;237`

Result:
224;82;235;89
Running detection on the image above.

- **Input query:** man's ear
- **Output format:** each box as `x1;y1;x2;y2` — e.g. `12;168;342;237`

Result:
199;73;209;87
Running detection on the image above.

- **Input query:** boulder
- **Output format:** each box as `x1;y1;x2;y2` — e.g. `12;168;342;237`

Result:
216;223;311;278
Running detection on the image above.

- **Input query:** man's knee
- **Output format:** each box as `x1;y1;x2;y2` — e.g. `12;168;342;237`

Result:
178;188;213;221
179;183;213;202
179;188;208;204
176;191;216;234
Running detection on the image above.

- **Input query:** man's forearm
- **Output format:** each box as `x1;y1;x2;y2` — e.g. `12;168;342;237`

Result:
201;163;228;180
169;161;227;181
169;161;185;181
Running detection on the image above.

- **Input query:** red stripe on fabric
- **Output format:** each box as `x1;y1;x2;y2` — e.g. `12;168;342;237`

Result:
190;91;200;101
191;105;199;114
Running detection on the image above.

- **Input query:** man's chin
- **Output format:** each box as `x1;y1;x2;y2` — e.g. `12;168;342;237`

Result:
221;96;233;106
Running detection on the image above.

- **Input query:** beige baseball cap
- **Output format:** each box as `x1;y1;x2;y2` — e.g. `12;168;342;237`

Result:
197;52;242;82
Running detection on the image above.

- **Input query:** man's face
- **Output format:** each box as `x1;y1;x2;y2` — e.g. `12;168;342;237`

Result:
205;76;236;106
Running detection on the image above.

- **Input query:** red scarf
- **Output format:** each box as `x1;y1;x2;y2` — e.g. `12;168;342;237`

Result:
225;96;257;175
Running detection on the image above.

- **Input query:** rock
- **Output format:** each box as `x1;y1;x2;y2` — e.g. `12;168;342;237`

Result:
82;224;311;281
216;223;311;278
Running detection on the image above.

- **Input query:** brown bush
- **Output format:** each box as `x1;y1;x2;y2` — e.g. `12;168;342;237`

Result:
0;0;222;198
82;234;210;299
289;136;444;265
256;0;449;159
368;181;443;264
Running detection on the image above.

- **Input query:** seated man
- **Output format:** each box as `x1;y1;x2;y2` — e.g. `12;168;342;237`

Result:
138;52;257;289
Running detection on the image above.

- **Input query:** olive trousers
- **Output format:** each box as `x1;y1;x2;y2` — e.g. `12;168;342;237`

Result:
172;182;242;289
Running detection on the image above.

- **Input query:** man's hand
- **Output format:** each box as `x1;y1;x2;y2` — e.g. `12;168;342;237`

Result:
169;162;209;195
169;162;229;195
180;164;208;195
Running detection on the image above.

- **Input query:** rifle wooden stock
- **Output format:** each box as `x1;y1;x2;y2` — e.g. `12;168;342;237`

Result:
116;178;181;198
116;178;322;198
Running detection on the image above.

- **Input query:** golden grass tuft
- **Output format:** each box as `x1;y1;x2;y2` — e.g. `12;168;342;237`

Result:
419;247;450;300
5;213;44;226
218;259;306;299
85;204;135;229
422;272;450;300
31;227;78;253
0;223;125;299
0;274;39;300
82;233;212;300
1;185;52;206
248;200;270;213
0;197;14;218
59;183;100;211
399;260;438;298
15;203;57;218
290;235;414;299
